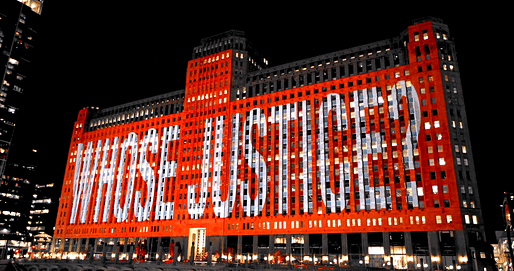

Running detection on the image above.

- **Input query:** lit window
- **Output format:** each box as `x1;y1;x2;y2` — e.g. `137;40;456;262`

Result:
446;215;453;223
472;215;478;224
417;187;424;196
432;186;438;194
435;215;442;224
465;215;470;224
439;158;446;165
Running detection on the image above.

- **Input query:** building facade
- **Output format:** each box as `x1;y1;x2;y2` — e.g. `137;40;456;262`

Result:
0;144;58;259
52;18;489;270
0;0;43;175
0;147;37;258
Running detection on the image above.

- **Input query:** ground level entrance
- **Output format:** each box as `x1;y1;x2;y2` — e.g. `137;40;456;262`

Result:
187;228;206;261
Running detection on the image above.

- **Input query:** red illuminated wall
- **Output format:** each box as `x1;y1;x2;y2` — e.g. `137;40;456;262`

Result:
53;21;462;240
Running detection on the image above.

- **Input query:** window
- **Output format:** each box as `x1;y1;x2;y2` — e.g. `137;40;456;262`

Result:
439;158;446;165
446;215;452;223
435;215;442;224
423;30;428;40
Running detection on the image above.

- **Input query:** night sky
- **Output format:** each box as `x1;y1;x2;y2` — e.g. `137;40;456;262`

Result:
13;2;509;242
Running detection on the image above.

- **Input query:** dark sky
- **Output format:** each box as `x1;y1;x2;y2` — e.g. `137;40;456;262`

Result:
12;2;510;242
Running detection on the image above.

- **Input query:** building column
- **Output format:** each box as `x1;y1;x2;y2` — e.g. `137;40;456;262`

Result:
304;234;310;263
206;236;212;265
286;234;292;267
253;235;258;262
322;234;328;255
101;239;107;263
156;237;162;264
405;232;414;269
454;230;469;271
87;239;94;262
182;236;188;262
128;239;134;263
173;243;178;265
341;233;348;265
237;235;243;261
269;235;275;255
361;233;368;266
428;231;441;270
114;238;119;263
383;232;391;268
123;237;128;257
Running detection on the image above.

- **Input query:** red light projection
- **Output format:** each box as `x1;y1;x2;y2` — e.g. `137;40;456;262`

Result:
54;21;462;239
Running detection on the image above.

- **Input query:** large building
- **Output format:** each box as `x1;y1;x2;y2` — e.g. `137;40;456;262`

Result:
0;0;43;176
52;17;490;270
0;146;37;258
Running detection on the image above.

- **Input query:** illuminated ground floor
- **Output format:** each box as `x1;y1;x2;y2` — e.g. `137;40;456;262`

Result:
50;230;494;271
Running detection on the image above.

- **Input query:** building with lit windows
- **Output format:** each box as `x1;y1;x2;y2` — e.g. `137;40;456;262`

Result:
51;17;491;271
0;0;43;176
0;147;37;258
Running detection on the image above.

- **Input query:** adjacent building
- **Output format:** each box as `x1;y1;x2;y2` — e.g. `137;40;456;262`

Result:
0;147;36;258
0;0;43;176
51;17;490;270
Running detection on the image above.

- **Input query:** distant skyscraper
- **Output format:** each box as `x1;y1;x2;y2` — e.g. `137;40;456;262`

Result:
0;0;43;175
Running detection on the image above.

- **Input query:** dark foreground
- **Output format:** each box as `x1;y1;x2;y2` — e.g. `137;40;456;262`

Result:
0;259;387;271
